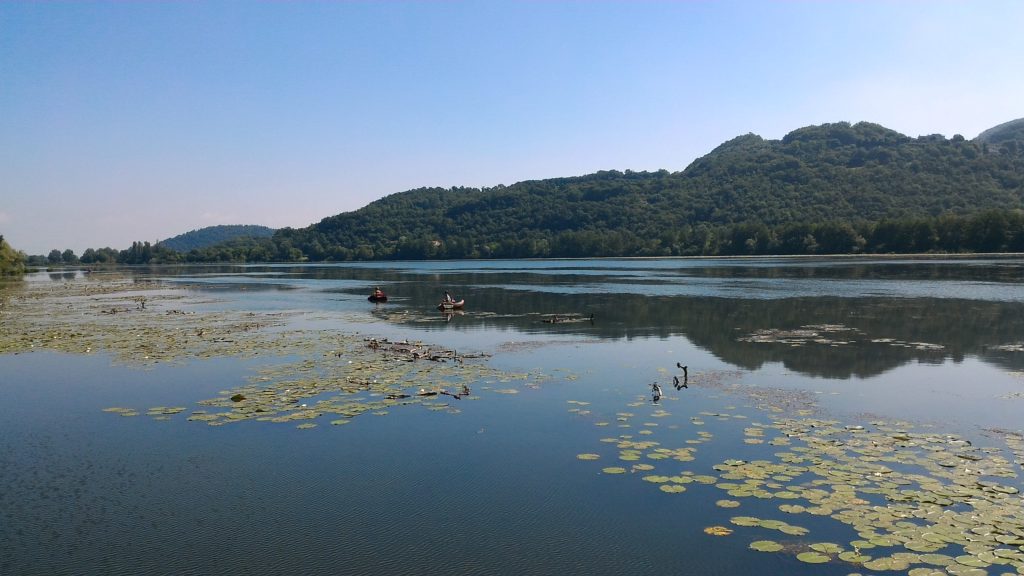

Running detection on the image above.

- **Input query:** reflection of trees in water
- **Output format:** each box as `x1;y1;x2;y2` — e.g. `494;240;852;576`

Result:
397;287;1024;379
122;264;1024;379
687;260;1024;283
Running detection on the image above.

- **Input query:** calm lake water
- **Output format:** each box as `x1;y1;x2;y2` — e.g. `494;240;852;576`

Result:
2;257;1023;576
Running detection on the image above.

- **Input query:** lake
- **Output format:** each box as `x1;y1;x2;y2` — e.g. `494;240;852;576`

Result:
2;257;1024;576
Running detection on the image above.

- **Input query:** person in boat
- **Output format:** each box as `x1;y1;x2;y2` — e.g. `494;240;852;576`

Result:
444;290;454;303
372;286;385;299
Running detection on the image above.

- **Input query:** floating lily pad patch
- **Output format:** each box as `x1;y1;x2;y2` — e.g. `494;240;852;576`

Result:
749;540;784;552
796;551;830;564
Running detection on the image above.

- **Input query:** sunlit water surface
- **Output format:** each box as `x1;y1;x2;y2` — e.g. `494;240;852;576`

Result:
3;257;1023;575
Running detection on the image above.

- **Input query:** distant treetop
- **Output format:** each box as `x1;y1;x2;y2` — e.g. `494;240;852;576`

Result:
158;225;276;252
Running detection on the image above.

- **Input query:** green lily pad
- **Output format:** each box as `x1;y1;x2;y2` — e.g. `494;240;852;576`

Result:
838;551;870;563
749;540;784;552
796;551;830;564
955;555;990;568
907;568;946;576
810;542;843;554
777;524;809;536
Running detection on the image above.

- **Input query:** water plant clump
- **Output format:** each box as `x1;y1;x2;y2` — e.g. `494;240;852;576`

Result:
180;340;535;427
2;275;552;428
578;370;1024;573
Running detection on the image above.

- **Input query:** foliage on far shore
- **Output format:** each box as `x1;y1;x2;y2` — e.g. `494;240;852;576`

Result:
156;224;276;252
33;211;1024;265
0;235;27;276
26;119;1024;263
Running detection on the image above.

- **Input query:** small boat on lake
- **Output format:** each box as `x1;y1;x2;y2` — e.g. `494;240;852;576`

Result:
437;299;464;310
368;289;388;303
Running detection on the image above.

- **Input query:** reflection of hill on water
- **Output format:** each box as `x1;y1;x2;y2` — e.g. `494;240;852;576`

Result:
389;285;1024;379
126;263;1024;379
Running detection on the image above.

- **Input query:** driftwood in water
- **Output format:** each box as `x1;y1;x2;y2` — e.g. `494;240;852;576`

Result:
365;337;487;363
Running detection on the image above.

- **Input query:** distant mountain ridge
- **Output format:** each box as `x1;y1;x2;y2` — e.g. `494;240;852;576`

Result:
159;225;275;252
976;118;1024;145
262;118;1023;259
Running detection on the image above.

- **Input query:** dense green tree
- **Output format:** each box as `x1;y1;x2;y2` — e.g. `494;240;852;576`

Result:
964;210;1011;252
0;235;27;276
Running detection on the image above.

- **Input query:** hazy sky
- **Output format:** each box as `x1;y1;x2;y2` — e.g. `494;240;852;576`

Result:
2;1;1022;255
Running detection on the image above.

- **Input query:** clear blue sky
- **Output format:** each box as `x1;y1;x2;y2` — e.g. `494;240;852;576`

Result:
2;1;1022;255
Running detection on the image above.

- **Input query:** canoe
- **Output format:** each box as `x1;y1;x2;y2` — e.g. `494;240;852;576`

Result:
368;294;388;303
437;299;464;310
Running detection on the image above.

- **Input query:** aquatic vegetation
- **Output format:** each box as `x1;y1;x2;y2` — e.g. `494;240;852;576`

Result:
579;368;1024;573
2;276;553;429
102;407;139;417
738;323;949;353
795;551;830;563
749;540;783;552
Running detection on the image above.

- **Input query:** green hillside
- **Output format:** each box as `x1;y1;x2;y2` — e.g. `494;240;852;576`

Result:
158;225;276;252
976;118;1024;146
257;119;1023;260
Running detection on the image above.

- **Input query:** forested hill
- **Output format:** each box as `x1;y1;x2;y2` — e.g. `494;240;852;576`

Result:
264;119;1023;260
159;225;275;252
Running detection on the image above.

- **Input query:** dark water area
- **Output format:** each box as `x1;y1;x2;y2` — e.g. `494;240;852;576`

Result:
3;257;1024;575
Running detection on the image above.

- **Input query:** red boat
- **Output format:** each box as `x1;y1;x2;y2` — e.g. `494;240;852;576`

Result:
368;292;388;303
437;299;464;310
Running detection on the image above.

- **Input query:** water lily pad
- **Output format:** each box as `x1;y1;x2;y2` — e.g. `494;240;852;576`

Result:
778;524;810;536
602;467;627;474
810;542;844;554
749;540;783;552
838;551;870;563
704;526;733;536
908;568;946;576
716;500;741;508
955;555;991;568
919;553;955;566
577;453;601;460
796;551;830;564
